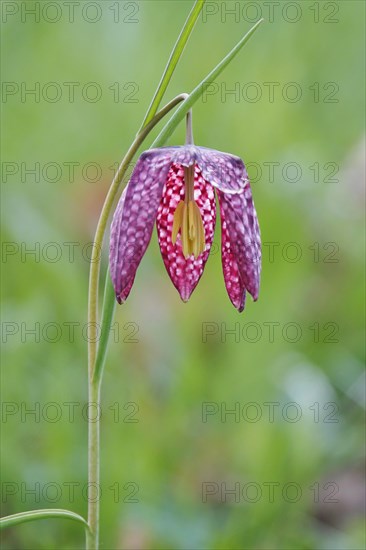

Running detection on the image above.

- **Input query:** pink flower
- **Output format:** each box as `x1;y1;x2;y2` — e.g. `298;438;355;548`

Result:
109;145;261;311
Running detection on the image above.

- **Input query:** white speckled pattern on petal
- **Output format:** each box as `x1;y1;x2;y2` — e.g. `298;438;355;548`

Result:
196;146;248;194
219;204;247;312
217;179;261;303
109;149;175;302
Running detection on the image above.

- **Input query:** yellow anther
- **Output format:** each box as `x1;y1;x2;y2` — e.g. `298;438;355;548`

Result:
172;201;185;245
188;200;196;240
182;203;189;258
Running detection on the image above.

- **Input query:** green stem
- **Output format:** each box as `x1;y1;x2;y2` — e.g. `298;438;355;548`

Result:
86;377;101;550
86;94;188;550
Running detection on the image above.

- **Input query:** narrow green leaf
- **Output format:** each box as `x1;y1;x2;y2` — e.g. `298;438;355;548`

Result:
152;18;264;147
92;270;116;383
0;509;90;531
140;0;206;130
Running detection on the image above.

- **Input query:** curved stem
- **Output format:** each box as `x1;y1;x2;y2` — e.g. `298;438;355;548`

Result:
86;94;188;550
87;93;188;383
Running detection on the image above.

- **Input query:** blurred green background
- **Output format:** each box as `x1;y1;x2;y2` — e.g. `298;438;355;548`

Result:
1;1;365;549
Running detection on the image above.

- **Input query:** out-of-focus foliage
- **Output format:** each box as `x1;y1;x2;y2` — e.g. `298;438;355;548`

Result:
1;1;365;549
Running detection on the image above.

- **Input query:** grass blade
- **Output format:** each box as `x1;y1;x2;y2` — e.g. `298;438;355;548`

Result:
140;0;206;129
93;270;116;383
152;18;264;147
0;509;90;532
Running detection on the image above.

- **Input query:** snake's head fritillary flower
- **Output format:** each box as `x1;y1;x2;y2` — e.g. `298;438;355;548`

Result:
109;145;261;312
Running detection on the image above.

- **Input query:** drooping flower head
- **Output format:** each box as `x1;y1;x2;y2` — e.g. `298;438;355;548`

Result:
110;138;261;312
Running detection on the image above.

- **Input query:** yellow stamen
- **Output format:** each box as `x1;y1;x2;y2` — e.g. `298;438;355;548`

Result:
188;200;196;240
172;201;184;244
182;203;189;258
194;203;205;257
171;200;206;259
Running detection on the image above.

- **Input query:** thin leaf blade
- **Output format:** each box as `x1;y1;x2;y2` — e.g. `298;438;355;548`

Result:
140;0;206;129
0;509;90;532
152;18;264;147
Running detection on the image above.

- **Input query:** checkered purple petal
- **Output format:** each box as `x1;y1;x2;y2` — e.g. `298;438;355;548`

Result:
109;149;175;302
196;146;249;194
217;179;261;303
